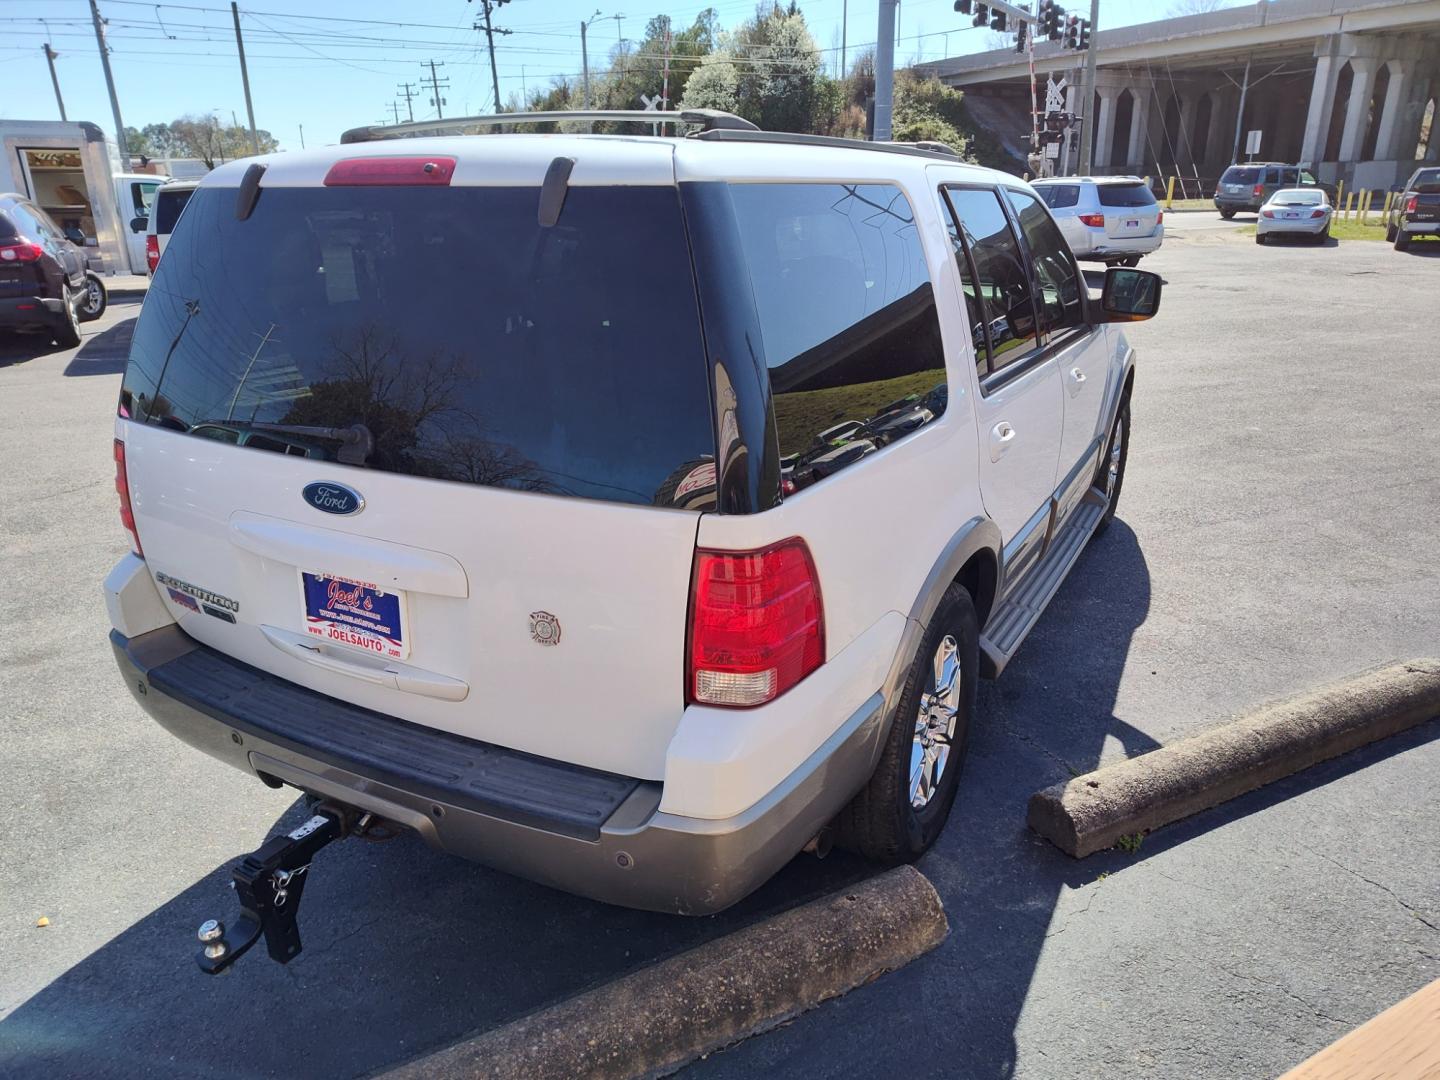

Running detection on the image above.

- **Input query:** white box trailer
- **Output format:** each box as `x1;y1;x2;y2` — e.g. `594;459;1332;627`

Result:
0;120;165;276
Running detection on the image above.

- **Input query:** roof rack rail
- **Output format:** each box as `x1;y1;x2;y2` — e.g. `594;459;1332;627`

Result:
689;128;964;161
341;109;757;144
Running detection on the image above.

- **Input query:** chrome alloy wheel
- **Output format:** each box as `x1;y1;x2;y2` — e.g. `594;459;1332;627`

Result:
83;276;104;317
911;634;962;809
1104;412;1125;497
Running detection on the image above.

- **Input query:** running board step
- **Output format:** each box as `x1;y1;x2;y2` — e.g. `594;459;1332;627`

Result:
979;493;1107;678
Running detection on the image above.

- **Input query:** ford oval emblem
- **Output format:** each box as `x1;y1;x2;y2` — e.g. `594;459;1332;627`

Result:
302;481;364;515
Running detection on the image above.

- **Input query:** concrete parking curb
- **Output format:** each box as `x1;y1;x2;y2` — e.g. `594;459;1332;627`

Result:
380;866;947;1080
1028;659;1440;858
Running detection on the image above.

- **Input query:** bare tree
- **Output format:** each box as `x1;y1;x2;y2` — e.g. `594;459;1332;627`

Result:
1168;0;1232;15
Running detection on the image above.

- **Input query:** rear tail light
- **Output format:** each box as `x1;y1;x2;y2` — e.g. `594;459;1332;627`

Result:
1253;184;1264;197
324;156;457;186
1078;213;1105;227
145;233;160;273
1406;195;1418;213
1156;211;1164;224
0;239;43;263
114;439;143;556
1261;209;1275;218
687;538;823;708
1310;208;1326;218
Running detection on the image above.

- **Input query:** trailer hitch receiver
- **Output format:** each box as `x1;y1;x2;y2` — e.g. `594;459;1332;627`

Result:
196;807;351;974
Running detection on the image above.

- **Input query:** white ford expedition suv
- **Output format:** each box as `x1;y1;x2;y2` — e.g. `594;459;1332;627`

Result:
105;112;1159;946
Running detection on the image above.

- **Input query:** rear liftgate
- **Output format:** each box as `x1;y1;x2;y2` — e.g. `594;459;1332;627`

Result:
195;803;395;974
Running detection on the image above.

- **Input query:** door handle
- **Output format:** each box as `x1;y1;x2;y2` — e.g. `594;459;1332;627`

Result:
1067;367;1088;398
1070;367;1086;383
989;421;1016;462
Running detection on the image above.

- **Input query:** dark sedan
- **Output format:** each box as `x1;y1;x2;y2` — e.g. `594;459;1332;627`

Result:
0;192;107;349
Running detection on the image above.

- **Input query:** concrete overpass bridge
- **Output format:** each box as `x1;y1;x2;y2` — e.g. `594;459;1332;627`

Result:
919;0;1440;192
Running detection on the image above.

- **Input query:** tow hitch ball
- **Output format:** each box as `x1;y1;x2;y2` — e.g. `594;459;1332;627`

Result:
196;806;354;975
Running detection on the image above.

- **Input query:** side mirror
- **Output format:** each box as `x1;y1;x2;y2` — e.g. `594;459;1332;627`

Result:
1101;267;1162;322
63;226;86;245
129;216;148;233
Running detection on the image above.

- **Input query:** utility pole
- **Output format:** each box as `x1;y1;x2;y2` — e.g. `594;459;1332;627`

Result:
422;60;450;119
386;101;402;124
230;2;259;155
841;0;847;78
580;10;602;109
298;123;305;149
874;0;897;140
397;82;417;122
472;0;512;113
1076;0;1100;175
43;44;67;121
88;0;131;170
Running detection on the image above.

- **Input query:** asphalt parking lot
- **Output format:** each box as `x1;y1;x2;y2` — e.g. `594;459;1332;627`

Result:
2;219;1438;1080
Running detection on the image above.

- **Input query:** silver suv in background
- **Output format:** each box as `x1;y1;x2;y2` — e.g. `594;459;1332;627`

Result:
1031;176;1163;266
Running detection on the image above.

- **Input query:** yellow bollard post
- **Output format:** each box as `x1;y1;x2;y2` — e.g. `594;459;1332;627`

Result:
1383;191;1394;218
1344;192;1355;220
1359;189;1368;223
1165;175;1176;210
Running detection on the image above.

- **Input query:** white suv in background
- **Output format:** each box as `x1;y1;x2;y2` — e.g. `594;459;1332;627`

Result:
104;115;1161;956
143;179;199;274
1032;176;1165;266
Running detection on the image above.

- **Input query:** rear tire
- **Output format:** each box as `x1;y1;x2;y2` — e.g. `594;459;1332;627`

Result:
837;584;978;864
78;272;107;322
1385;220;1397;243
1219;208;1235;220
1255;232;1266;245
52;288;82;349
1394;230;1411;252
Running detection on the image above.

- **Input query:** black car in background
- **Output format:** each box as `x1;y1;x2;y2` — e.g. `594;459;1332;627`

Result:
0;192;108;349
1384;167;1440;251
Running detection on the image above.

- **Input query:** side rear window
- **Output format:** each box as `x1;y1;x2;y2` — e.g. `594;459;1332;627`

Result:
1036;184;1080;209
121;184;717;510
942;186;1038;379
154;188;194;234
726;183;946;489
1096;182;1156;207
1004;188;1084;340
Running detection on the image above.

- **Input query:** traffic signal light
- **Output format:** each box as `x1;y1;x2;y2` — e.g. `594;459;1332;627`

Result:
953;0;972;13
1063;14;1080;48
1039;0;1065;39
1014;20;1028;52
991;9;1007;31
973;3;989;28
1077;19;1091;49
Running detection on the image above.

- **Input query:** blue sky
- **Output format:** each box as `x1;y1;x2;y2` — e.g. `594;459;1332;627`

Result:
2;0;1225;151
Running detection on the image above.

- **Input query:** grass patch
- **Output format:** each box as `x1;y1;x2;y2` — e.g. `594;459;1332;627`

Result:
1238;217;1392;242
1116;833;1144;855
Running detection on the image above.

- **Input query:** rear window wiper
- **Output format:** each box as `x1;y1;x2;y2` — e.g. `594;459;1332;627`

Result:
205;421;375;465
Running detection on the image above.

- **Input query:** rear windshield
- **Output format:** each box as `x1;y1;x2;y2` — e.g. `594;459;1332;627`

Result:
1096;182;1157;208
1221;167;1262;185
120;184;716;509
1035;184;1080;209
1273;189;1322;205
154;187;195;234
1414;169;1440;194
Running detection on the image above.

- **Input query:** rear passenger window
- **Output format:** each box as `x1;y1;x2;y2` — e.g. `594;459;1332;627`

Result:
1036;184;1080;209
727;183;946;490
1004;188;1085;340
942;186;1038;377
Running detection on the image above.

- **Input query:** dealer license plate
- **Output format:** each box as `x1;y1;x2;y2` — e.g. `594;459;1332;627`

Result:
1126;218;1139;228
1285;212;1301;219
301;572;407;659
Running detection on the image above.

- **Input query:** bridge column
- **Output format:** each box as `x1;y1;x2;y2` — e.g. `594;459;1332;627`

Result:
1093;87;1118;170
1337;56;1379;162
1299;50;1343;167
1177;94;1199;169
1372;59;1413;162
1127;89;1153;172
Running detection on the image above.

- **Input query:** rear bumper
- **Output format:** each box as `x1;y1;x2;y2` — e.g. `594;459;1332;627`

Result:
1215;196;1260;213
1401;218;1440;235
0;295;63;327
1074;228;1164;260
111;624;886;915
1257;216;1329;234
